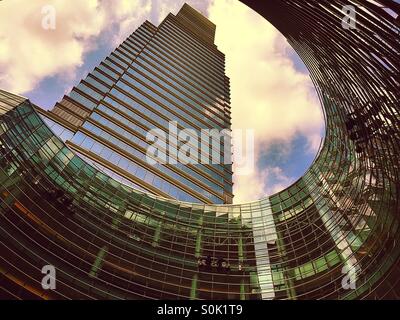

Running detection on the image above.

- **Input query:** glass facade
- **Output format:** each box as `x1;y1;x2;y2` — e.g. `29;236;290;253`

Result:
1;0;399;300
37;4;233;204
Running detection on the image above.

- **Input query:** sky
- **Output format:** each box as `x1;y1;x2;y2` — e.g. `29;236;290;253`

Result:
0;0;325;204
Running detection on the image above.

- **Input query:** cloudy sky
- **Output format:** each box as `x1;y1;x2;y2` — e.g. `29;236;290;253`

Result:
0;0;324;203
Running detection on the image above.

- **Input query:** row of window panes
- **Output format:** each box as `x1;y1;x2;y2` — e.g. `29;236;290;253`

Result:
131;27;152;41
69;90;97;110
142;46;225;101
98;64;119;80
155;29;224;83
113;49;133;65
130;62;226;121
136;53;227;110
118;44;138;60
134;26;154;41
125;69;225;129
41;116;74;142
159;24;224;74
109;53;129;70
163;19;224;66
112;50;131;66
136;54;226;110
86;113;225;189
142;22;157;33
224;180;233;194
84;76;110;94
76;149;148;193
165;18;225;65
87;113;225;192
97;103;147;136
148;40;225;95
98;99;227;181
125;37;146;53
148;37;224;93
122;39;142;54
91;70;115;86
120;73;225;135
156;27;225;83
113;81;227;156
126;30;150;48
109;86;227;166
72;131;222;203
76;125;224;201
104;58;124;74
75;83;104;101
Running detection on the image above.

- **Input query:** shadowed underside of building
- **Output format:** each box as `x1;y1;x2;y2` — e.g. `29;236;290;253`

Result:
0;0;399;300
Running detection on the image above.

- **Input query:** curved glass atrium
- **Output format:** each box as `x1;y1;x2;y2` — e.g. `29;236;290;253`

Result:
0;0;399;300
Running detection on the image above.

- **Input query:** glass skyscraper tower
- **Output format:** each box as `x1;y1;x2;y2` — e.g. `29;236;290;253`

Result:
36;4;233;204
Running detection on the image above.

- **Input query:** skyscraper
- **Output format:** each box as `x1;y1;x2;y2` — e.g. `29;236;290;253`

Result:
35;4;233;204
0;0;399;301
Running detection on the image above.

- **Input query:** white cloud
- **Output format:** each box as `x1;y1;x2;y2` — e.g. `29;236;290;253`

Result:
0;0;108;94
0;0;214;94
232;165;296;203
